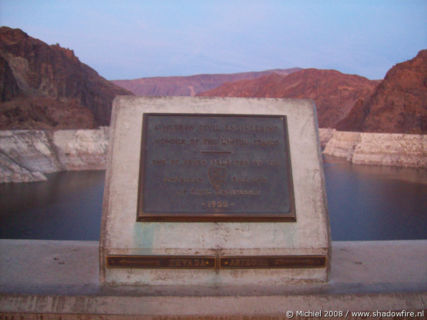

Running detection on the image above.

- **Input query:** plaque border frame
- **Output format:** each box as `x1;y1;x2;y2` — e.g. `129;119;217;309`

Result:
137;113;296;222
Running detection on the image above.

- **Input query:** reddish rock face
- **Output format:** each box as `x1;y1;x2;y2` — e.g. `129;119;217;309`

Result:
0;55;20;101
112;68;301;97
198;69;379;128
0;27;132;129
0;96;96;129
338;50;427;133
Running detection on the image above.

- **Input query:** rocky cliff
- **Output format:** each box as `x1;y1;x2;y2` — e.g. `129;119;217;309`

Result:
198;69;379;128
337;50;427;133
318;128;335;149
0;128;109;183
323;130;427;168
112;68;300;96
0;27;132;129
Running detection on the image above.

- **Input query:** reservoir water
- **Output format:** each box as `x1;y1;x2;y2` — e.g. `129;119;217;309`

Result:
1;158;426;241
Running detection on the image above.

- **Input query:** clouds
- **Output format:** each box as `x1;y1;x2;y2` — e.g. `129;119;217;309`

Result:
1;0;426;80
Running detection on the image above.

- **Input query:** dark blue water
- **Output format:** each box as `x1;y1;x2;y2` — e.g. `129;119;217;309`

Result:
0;160;426;241
0;171;104;240
323;157;427;241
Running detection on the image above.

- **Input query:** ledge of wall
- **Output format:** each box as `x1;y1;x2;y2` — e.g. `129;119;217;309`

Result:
0;239;426;317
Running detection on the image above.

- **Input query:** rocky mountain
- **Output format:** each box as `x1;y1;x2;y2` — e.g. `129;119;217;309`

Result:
112;68;301;96
0;27;132;129
198;69;379;128
337;50;427;133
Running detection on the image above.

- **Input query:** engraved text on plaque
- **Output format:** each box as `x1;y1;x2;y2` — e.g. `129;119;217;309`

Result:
137;113;295;221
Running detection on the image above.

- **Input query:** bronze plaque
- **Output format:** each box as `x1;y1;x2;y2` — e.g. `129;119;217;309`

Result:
137;113;295;221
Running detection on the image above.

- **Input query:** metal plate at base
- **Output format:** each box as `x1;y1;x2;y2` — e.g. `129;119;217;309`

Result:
220;255;326;269
107;255;216;269
106;255;326;269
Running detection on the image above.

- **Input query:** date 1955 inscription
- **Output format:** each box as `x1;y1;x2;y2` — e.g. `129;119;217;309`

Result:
137;113;295;222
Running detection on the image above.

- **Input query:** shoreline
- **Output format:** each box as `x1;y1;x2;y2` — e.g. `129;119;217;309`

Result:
320;129;426;169
0;128;425;183
0;128;109;183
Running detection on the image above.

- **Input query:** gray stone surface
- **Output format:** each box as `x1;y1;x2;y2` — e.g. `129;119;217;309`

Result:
53;127;109;170
100;96;330;285
0;128;109;183
0;130;61;182
0;151;47;183
0;240;426;316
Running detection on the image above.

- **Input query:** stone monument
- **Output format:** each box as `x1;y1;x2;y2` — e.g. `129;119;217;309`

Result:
100;96;330;286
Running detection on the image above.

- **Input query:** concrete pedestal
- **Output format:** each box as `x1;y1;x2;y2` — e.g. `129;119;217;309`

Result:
100;97;330;285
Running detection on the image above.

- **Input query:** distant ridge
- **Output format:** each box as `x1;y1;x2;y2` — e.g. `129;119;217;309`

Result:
2;27;424;133
112;68;301;96
0;27;132;129
198;69;379;129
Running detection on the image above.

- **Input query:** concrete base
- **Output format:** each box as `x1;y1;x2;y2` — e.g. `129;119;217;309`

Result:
101;97;330;285
1;239;426;318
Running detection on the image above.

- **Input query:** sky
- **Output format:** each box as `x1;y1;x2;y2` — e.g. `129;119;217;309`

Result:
1;0;426;80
